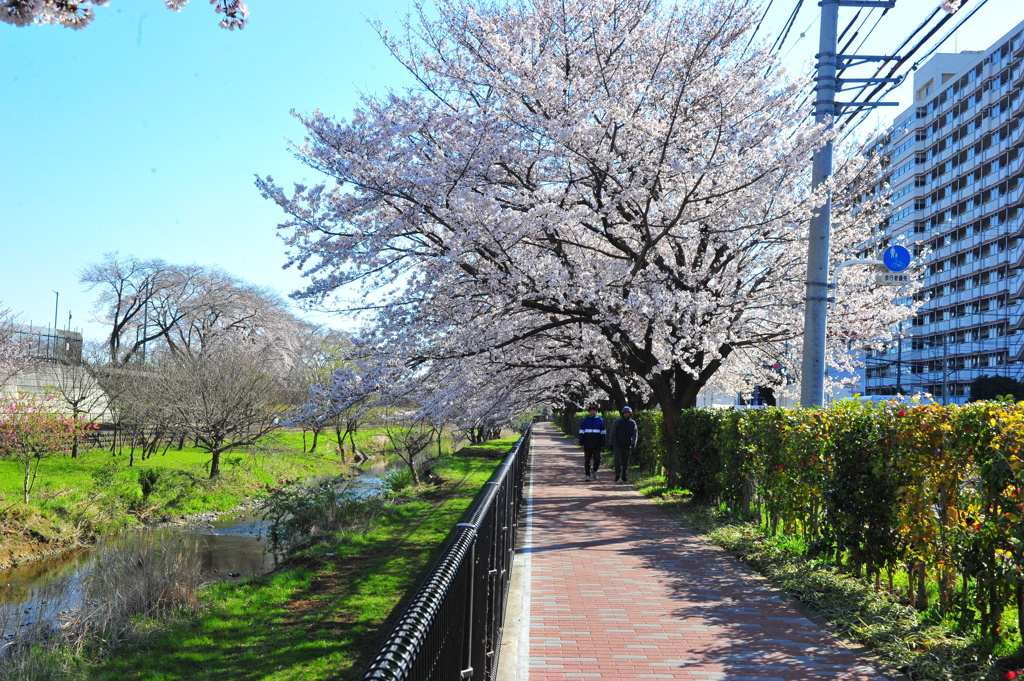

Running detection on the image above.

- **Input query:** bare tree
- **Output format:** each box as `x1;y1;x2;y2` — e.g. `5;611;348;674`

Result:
83;255;312;373
152;342;290;478
81;254;168;367
0;303;32;387
45;362;107;458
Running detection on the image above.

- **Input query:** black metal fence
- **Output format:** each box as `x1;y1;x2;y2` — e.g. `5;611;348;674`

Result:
12;324;83;364
358;424;532;681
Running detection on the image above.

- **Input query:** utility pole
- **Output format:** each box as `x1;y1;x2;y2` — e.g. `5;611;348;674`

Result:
895;326;904;394
799;0;840;409
50;289;59;360
942;333;950;405
800;0;898;407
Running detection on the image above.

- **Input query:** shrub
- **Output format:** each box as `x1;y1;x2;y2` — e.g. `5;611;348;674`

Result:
261;476;382;557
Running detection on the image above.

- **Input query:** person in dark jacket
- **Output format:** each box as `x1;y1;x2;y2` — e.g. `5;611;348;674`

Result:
577;406;606;481
608;406;638;483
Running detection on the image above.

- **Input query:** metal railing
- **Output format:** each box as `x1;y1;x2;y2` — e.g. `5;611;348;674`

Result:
358;424;532;681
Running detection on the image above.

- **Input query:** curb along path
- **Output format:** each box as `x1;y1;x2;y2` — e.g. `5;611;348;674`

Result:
501;423;891;681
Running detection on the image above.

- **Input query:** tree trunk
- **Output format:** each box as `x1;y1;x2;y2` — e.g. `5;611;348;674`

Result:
347;426;358;461
210;450;221;478
23;454;43;503
310;429;319;453
644;362;720;490
916;563;928;611
741;475;756;521
1017;578;1024;649
649;378;683;488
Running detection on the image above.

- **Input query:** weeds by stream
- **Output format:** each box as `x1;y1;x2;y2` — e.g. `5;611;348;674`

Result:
0;450;505;681
0;531;203;681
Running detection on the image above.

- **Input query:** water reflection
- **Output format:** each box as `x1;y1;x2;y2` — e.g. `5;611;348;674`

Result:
1;470;394;605
0;549;90;605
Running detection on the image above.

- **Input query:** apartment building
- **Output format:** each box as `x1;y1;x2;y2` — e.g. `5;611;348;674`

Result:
857;21;1024;403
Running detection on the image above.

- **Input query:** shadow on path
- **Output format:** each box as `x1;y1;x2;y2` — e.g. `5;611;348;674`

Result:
516;422;892;681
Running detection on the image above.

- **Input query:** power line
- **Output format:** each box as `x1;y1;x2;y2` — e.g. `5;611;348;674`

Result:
838;2;986;138
837;8;864;48
743;0;777;56
771;0;806;53
847;5;887;56
780;12;821;62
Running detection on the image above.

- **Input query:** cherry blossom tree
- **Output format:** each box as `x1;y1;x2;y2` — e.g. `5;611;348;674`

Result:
286;330;355;454
261;0;915;485
1;0;248;31
82;254;311;374
0;392;93;502
408;354;555;445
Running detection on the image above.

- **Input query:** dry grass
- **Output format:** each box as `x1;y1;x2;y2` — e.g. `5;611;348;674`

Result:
0;530;203;680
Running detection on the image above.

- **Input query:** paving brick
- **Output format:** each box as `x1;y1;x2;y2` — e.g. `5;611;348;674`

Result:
518;424;892;681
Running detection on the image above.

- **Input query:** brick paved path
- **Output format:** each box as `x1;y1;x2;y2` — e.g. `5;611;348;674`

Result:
507;423;892;681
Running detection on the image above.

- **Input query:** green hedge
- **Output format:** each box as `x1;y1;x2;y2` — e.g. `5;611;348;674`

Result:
563;410;663;474
566;400;1024;650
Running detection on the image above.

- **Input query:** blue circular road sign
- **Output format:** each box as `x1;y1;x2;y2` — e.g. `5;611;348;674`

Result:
882;245;911;272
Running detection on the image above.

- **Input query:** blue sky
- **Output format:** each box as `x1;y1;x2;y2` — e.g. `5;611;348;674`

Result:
1;0;1020;342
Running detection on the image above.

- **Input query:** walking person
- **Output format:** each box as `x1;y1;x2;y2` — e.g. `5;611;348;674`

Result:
577;405;606;481
609;406;638;483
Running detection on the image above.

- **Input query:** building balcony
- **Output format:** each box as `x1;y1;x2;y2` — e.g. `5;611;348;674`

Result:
1012;308;1024;331
1006;182;1023;208
1010;272;1024;300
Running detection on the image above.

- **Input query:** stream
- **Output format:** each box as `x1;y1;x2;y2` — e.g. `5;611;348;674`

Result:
0;458;407;639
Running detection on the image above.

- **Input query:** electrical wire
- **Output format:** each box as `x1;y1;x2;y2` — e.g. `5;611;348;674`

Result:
837;8;863;48
743;0;777;56
789;4;888;127
771;0;805;53
838;0;992;140
838;6;962;127
780;12;820;62
900;0;991;76
847;6;887;57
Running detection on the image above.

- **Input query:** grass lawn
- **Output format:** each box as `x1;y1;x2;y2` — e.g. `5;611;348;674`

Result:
80;454;503;681
0;428;364;569
448;433;522;458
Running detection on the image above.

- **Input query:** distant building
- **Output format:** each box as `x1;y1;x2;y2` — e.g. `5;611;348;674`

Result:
856;21;1024;404
1;326;111;422
12;323;83;365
